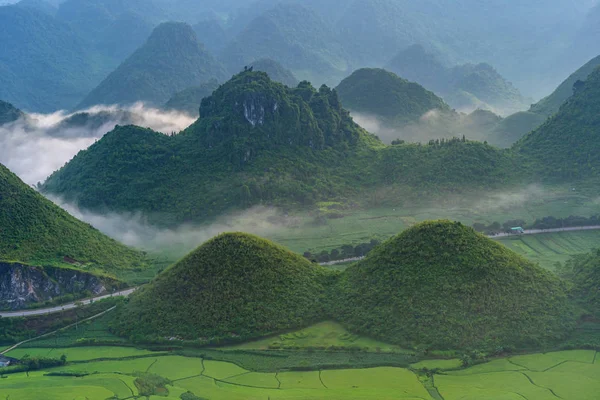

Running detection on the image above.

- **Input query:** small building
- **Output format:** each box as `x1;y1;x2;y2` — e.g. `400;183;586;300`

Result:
0;356;12;367
511;227;525;234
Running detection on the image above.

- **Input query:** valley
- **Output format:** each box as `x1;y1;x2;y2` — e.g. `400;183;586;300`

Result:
2;1;600;398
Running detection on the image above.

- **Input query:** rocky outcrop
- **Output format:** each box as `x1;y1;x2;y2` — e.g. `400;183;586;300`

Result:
0;262;120;310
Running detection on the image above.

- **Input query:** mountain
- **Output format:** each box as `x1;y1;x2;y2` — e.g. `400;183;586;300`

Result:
220;3;349;85
42;71;518;226
77;22;228;109
334;220;575;350
0;100;24;125
386;45;530;114
0;5;108;111
249;59;298;87
192;18;231;54
487;111;547;148
111;233;331;341
516;66;600;182
163;80;220;116
0;162;146;276
336;68;451;129
93;13;153;63
530;55;600;117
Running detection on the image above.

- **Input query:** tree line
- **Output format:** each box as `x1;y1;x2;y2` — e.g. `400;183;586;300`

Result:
303;239;382;263
472;215;600;235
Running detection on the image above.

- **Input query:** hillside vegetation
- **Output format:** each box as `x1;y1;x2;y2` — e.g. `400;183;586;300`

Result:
111;233;332;342
334;220;576;349
249;58;299;87
516;66;600;182
530;55;600;117
336;68;451;128
77;22;228;109
0;162;147;276
561;249;600;317
43;71;520;225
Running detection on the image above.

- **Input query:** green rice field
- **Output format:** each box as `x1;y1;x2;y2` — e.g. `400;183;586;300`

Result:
0;348;597;399
496;230;600;270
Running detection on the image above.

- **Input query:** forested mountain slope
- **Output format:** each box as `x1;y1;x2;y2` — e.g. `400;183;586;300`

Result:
516;67;600;182
43;71;519;226
77;22;228;109
0;162;146;275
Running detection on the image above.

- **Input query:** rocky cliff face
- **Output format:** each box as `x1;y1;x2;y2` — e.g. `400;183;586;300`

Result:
0;262;118;310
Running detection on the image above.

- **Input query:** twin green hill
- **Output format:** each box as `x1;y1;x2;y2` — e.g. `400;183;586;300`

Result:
114;222;577;350
112;233;332;342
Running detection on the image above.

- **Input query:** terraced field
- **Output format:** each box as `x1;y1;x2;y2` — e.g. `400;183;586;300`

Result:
1;347;597;399
496;230;600;270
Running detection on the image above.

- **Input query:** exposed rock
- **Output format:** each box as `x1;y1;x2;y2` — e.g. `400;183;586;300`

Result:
0;261;120;310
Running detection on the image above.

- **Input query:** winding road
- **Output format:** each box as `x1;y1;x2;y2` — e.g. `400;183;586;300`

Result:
0;288;137;318
2;225;600;319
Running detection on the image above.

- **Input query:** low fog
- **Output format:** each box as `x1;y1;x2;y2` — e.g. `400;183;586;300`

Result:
351;109;498;144
50;196;290;257
0;103;195;185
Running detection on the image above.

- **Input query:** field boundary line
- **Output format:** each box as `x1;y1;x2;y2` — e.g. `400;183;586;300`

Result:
593;351;598;364
1;306;117;355
520;372;563;399
506;358;530;371
318;370;328;389
145;358;158;373
510;392;529;400
275;371;281;389
118;377;136;397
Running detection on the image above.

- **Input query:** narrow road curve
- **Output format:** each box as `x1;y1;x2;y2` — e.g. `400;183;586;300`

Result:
0;288;137;318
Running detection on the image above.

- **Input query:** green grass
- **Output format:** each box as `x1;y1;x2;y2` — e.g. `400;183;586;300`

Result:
437;350;600;400
6;346;158;362
2;347;597;399
224;321;409;352
410;359;462;370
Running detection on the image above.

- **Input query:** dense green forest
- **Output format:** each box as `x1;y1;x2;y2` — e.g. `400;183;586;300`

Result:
43;71;522;226
560;249;600;317
77;22;228;109
336;68;451;128
334;221;576;350
112;233;333;342
0;162;147;275
515;66;600;182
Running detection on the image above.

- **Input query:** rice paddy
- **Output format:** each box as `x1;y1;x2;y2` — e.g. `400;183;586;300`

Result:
0;347;596;399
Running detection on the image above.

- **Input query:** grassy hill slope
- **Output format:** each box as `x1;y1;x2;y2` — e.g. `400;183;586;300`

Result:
336;68;451;128
0;162;146;276
77;22;228;108
43;71;519;225
334;220;576;349
112;233;332;341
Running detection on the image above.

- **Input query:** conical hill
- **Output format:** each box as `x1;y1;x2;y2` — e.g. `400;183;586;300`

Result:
334;220;575;350
112;233;332;342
